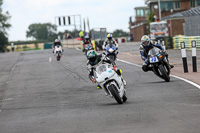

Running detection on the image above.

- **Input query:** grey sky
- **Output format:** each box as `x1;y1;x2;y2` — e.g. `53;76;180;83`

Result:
3;0;145;41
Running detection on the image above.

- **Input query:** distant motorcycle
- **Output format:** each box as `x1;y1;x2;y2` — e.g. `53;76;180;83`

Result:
148;47;170;82
95;63;127;104
105;43;117;63
54;45;62;61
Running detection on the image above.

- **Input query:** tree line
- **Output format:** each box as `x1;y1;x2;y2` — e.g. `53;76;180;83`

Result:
0;0;129;52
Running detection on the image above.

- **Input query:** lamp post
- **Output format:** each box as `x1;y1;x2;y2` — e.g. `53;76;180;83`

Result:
158;0;161;20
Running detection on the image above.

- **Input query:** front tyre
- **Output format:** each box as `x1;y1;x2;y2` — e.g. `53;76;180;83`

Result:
108;55;115;63
159;65;170;82
108;84;123;104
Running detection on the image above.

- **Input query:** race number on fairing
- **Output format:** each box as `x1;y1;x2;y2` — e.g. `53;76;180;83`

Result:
150;56;158;63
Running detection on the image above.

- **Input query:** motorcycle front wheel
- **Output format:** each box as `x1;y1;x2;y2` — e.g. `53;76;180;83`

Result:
108;84;123;104
108;55;115;63
159;65;170;82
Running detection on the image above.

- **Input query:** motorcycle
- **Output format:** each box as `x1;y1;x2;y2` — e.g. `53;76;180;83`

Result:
95;63;127;104
54;45;63;61
148;47;170;82
105;43;117;63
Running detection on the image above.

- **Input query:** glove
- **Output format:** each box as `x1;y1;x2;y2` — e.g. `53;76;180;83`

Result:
92;78;96;83
113;65;118;71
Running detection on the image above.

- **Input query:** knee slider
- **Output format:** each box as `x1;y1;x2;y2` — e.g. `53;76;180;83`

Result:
142;65;148;72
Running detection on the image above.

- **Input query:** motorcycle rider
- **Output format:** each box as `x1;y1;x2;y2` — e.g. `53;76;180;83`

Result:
139;35;174;72
52;39;63;53
82;35;94;52
102;33;119;50
87;50;126;90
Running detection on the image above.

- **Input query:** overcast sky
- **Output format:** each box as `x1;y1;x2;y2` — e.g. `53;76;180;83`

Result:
3;0;145;41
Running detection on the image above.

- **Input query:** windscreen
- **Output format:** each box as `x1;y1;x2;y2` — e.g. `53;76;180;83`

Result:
96;64;107;74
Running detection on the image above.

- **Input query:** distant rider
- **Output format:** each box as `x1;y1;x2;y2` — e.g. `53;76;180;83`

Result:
102;33;119;50
87;50;126;90
52;39;63;53
139;35;174;72
82;36;94;52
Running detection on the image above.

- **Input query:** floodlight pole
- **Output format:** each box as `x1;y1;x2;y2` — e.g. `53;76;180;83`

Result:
158;0;161;20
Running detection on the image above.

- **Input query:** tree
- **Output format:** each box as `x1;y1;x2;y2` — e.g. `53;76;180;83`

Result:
147;11;155;34
26;23;57;41
112;29;129;38
0;0;11;52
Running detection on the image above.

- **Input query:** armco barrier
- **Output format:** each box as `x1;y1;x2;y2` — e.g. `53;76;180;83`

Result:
173;35;200;50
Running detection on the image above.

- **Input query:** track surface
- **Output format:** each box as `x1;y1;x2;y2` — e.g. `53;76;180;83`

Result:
0;48;200;133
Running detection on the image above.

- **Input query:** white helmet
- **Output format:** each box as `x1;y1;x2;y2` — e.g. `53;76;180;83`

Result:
141;35;150;46
54;39;60;43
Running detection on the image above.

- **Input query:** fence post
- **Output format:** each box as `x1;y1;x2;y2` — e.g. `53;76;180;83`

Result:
162;40;166;52
192;40;197;72
181;42;188;73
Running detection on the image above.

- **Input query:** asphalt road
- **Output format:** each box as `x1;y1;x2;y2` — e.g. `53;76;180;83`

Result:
0;48;200;133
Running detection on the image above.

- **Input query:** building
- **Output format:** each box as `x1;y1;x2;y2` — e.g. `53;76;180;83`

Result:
145;0;199;19
130;0;200;41
129;6;149;42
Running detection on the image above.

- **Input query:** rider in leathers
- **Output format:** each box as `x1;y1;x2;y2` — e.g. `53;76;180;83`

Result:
52;39;63;53
139;35;173;72
102;33;119;50
87;50;126;90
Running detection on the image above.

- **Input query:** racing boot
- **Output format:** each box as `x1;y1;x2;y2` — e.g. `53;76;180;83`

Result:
97;85;102;90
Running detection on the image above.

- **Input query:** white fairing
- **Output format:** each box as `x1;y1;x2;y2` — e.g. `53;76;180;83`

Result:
54;45;62;54
95;64;125;98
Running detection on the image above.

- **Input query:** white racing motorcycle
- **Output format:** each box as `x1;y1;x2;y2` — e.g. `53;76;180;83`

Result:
95;63;127;104
54;45;63;61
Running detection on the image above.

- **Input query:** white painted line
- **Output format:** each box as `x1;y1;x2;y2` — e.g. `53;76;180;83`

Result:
49;57;52;62
2;98;13;101
170;75;200;89
11;64;17;72
117;59;142;68
117;59;200;90
0;110;1;112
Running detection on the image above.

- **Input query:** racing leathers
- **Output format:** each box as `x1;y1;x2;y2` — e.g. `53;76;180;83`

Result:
82;38;93;52
52;42;63;53
139;42;171;72
102;38;119;50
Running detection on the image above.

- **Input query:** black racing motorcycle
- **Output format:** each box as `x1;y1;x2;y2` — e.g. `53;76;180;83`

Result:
148;47;170;82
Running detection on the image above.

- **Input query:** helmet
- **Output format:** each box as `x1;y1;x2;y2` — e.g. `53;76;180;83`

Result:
141;35;150;46
107;33;113;40
87;50;97;63
54;39;60;43
84;36;90;43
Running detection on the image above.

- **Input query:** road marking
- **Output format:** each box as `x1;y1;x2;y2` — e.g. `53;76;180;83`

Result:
11;63;17;73
76;48;81;51
117;59;142;68
49;57;52;62
0;110;1;112
2;98;13;101
117;59;200;90
170;75;200;89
